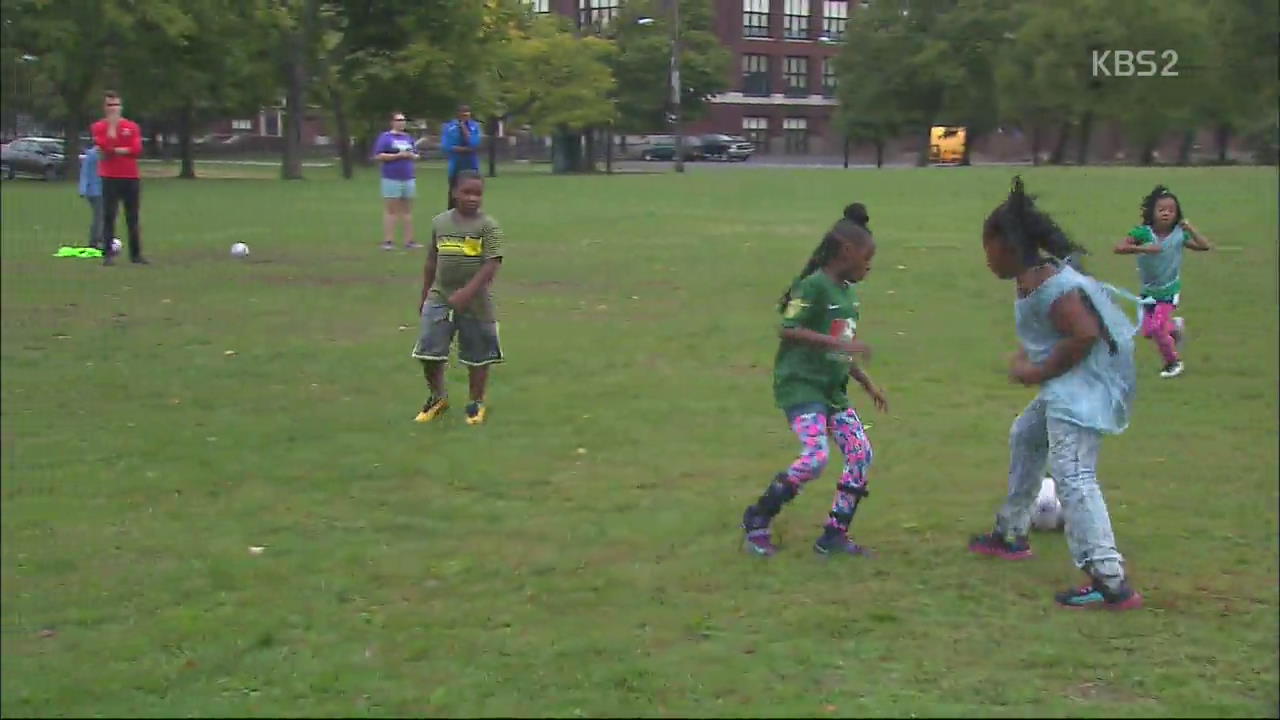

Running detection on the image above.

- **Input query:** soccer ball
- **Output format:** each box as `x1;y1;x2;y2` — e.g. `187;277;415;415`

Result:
230;242;250;258
110;237;122;253
1031;476;1064;531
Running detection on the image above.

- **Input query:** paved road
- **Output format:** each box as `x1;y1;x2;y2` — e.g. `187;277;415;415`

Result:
608;158;1035;171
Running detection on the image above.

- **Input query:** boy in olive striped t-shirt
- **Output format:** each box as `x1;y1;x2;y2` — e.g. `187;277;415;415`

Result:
412;171;505;425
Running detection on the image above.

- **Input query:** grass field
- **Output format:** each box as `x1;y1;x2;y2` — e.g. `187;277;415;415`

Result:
2;164;1277;718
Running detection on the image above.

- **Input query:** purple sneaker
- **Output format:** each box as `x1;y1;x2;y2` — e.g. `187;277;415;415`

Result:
968;532;1033;560
744;528;779;556
741;506;778;556
404;240;424;249
814;531;875;557
380;240;395;251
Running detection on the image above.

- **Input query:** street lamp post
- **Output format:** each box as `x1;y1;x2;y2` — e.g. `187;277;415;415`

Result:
638;2;683;174
669;0;683;174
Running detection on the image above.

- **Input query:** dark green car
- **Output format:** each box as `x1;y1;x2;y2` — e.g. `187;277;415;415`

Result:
640;135;703;162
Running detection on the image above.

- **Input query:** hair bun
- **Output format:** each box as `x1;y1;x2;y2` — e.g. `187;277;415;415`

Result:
843;203;869;225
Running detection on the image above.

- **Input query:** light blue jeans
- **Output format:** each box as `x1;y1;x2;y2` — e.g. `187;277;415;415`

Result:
380;178;416;199
998;397;1127;589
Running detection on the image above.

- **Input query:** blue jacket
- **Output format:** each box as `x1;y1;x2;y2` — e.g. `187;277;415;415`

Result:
441;119;482;175
78;148;102;197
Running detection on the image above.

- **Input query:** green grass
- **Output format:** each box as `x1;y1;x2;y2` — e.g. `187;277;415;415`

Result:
2;165;1277;718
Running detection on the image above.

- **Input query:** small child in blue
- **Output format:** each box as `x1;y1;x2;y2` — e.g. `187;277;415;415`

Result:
968;177;1143;611
78;147;103;249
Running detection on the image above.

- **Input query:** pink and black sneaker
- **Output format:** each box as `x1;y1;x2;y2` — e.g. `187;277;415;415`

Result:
814;529;875;558
741;507;779;556
968;532;1033;560
1054;581;1143;610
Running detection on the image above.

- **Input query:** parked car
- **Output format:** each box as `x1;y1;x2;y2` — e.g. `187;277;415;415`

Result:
1;137;66;180
700;133;754;161
640;135;704;162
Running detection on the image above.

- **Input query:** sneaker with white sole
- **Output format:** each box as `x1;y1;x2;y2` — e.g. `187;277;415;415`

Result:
1159;360;1184;378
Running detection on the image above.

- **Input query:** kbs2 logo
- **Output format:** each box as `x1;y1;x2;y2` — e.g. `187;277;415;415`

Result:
1091;50;1180;77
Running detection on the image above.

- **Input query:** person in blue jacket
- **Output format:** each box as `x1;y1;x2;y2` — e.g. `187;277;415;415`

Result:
440;104;482;210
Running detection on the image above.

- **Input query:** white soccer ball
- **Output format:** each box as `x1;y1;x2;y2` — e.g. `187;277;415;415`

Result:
230;242;250;258
110;237;122;253
1031;476;1064;531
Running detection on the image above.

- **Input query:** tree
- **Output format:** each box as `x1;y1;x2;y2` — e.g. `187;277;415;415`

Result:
1090;0;1209;165
929;0;1014;164
119;0;276;179
608;0;730;133
0;0;130;179
835;0;941;166
994;0;1113;165
489;14;616;172
1200;0;1280;163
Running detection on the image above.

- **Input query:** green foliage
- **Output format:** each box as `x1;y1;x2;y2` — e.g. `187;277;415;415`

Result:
609;0;730;132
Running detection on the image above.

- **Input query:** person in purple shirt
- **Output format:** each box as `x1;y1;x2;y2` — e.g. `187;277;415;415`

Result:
373;111;422;251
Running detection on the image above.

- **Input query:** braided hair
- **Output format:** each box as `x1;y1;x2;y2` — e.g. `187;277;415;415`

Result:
1140;184;1183;227
777;203;873;312
983;176;1086;269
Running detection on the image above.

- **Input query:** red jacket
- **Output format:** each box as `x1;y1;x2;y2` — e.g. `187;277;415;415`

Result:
91;118;143;179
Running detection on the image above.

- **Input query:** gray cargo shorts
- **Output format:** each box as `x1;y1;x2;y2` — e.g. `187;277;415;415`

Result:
411;301;504;366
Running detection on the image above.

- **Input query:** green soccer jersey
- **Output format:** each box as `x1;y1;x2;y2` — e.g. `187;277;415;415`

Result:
429;210;505;321
772;270;860;410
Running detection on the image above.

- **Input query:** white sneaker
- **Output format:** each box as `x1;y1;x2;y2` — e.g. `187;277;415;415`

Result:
1160;360;1185;379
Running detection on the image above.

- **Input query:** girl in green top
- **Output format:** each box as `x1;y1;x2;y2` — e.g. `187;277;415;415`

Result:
741;204;889;558
1113;185;1212;379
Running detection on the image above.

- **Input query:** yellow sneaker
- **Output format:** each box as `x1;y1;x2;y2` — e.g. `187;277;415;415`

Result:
414;396;449;423
464;401;487;425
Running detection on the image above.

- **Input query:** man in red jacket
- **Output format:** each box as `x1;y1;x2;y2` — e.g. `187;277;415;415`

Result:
91;90;148;265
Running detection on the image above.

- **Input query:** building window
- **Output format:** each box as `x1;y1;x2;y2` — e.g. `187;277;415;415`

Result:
822;1;848;40
743;0;770;38
231;119;253;131
822;58;838;96
743;116;770;149
578;0;619;31
784;117;809;154
784;56;809;97
784;0;811;40
742;54;771;96
527;0;550;12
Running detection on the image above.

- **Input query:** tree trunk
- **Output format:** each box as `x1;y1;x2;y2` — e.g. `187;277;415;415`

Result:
150;125;165;160
1215;123;1231;163
178;103;196;179
330;86;352;179
1139;140;1156;166
874;139;884;169
915;125;930;166
487;116;498;178
1049;120;1070;165
1030;124;1041;166
960;130;973;166
583;128;596;172
605;124;613;174
62;109;85;182
1176;129;1194;166
281;0;315;181
1075;111;1093;166
842;135;850;169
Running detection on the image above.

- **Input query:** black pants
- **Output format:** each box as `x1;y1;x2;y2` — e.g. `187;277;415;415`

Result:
446;171;458;210
102;177;142;258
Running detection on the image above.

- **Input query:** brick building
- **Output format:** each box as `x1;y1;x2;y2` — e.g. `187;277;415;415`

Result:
537;0;851;155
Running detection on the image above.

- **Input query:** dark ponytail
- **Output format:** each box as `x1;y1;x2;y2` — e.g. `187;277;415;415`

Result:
778;203;873;312
984;176;1085;268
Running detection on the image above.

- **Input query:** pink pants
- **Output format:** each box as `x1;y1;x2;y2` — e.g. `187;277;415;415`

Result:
1140;300;1179;364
